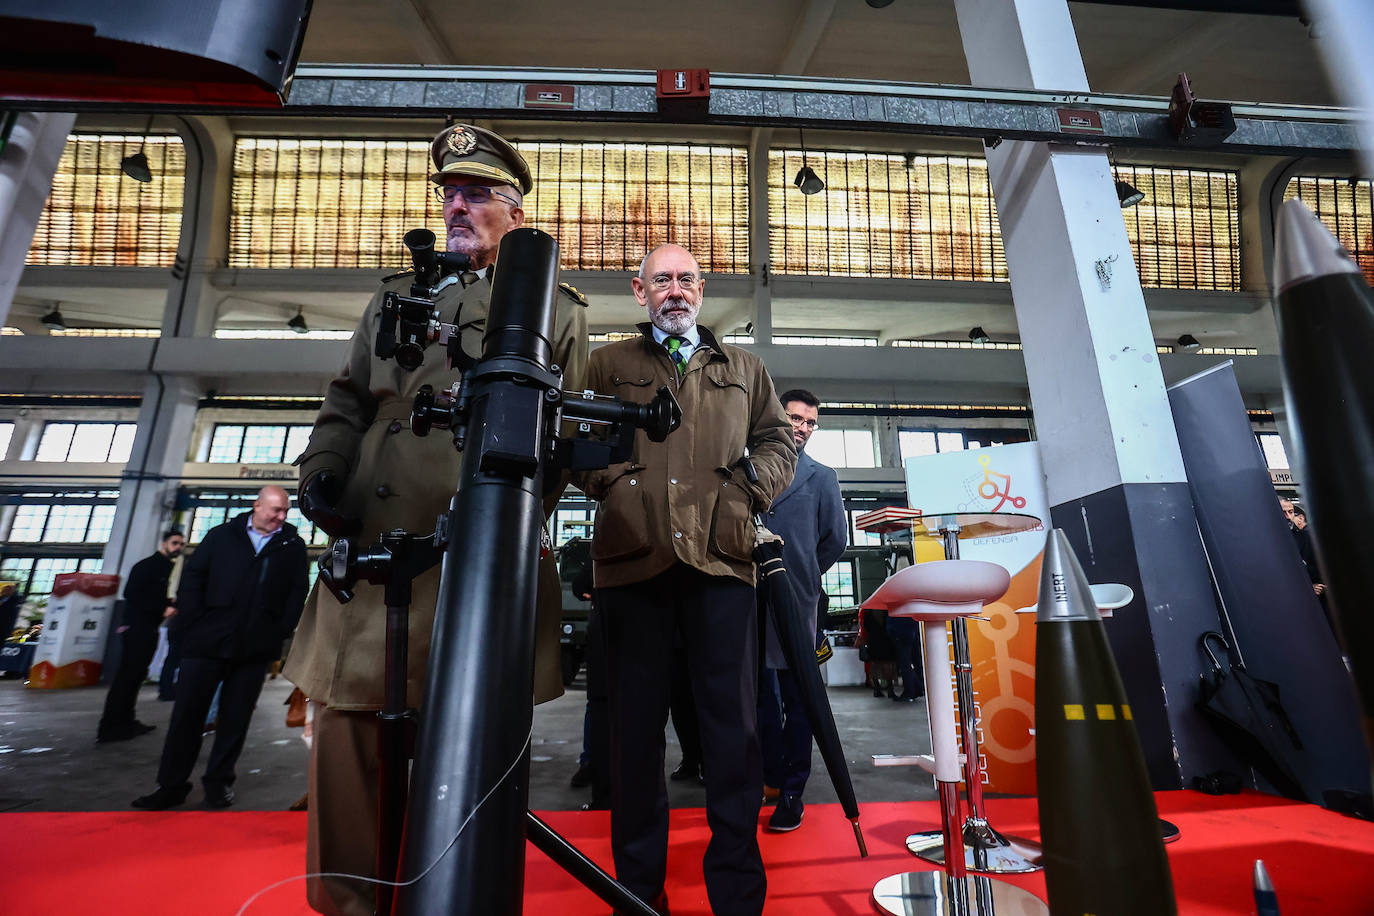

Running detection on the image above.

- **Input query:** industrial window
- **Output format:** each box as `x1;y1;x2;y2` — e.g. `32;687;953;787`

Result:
1256;432;1290;470
553;505;596;548
769;151;1239;290
27;133;185;267
1116;164;1240;291
0;422;13;459
228;138;751;273
899;430;968;461
206;424;312;464
0;557;103;598
35;422;137;463
229;138;439;269
821;559;858;606
49;328;161;338
515;141;750;273
1282;176;1374;285
2;490;120;545
770;151;1007;281
847;511;884;548
807;429;877;469
892;339;1021;351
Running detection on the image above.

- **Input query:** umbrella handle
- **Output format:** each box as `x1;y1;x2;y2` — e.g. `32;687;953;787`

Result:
851;818;868;858
1200;630;1229;673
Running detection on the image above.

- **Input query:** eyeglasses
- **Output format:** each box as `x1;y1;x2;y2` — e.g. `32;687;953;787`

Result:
647;273;700;291
432;185;521;207
787;413;818;430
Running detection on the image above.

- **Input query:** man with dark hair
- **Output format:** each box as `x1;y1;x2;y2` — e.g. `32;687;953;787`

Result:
575;243;795;916
285;123;589;916
757;388;848;832
97;528;184;743
132;486;308;810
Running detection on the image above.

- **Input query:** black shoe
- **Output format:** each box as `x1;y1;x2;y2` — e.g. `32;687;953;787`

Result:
767;795;804;832
872;686;884;697
893;693;922;702
132;720;157;734
204;785;235;809
669;760;702;783
570;762;594;788
132;784;190;810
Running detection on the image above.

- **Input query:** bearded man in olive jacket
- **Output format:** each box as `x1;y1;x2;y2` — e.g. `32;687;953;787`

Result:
285;124;589;916
574;243;795;916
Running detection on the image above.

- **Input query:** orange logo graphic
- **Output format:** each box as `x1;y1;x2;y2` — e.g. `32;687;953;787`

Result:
977;454;1026;511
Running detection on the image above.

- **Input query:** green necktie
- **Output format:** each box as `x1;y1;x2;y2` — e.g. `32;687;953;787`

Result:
665;335;688;376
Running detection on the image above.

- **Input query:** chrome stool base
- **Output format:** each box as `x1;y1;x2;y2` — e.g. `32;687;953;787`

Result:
873;872;1049;915
906;821;1042;874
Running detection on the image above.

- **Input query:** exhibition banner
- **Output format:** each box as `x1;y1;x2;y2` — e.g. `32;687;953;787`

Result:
28;573;120;688
905;442;1048;795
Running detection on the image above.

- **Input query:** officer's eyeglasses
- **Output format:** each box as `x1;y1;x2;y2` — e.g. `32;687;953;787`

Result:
647;273;699;291
787;413;819;430
432;185;521;207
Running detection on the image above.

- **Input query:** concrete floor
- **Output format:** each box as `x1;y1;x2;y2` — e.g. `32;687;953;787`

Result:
0;672;936;813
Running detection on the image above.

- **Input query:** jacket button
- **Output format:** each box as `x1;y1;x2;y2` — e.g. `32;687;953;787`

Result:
376;484;391;498
670;477;678;485
674;531;683;539
629;479;637;486
388;420;403;434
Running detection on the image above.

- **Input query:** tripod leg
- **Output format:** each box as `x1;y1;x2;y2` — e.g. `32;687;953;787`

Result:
525;811;659;916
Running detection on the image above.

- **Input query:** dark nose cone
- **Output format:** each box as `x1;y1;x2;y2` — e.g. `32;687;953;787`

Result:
1036;529;1101;624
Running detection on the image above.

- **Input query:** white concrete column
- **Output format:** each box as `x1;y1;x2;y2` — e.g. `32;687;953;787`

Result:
103;376;200;579
748;128;773;344
953;0;1237;789
0;112;75;327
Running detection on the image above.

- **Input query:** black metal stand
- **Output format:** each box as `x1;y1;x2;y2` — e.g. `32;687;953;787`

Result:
319;528;658;916
323;224;678;916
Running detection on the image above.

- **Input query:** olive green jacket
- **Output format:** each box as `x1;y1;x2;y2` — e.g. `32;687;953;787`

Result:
283;270;588;710
573;323;796;589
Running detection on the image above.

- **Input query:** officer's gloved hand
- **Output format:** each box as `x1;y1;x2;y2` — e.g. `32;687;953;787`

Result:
299;471;360;539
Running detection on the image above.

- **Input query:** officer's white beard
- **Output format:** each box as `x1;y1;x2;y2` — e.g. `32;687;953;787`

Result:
650;294;701;335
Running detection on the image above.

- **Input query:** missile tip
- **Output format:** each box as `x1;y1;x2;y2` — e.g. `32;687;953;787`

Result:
1036;529;1101;623
1273;198;1361;295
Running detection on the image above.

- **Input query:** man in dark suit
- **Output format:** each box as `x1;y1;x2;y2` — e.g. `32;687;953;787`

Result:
131;486;308;810
97;528;184;742
757;389;848;832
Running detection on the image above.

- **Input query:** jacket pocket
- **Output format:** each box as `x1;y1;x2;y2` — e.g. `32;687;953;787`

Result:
591;466;652;562
709;475;755;563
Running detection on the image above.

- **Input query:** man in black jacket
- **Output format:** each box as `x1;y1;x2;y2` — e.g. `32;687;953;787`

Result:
97;528;184;742
132;486;309;810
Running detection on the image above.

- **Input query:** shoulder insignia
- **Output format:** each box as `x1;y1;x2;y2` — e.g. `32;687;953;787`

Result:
558;282;589;307
381;269;415;283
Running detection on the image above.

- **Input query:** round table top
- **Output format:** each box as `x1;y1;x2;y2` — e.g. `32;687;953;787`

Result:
913;511;1042;540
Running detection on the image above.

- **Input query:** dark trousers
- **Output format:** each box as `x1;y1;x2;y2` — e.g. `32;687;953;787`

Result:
158;639;181;700
585;603;612;805
886;617;924;699
669;643;702;767
155;656;268;792
99;625;159;732
600;565;766;916
757;666;813;798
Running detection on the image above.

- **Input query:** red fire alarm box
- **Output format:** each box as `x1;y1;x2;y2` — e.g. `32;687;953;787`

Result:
656;69;710;119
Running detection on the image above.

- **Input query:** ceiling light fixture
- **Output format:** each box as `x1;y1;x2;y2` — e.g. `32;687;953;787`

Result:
41;305;67;332
794;128;825;196
1116;179;1145;208
969;326;991;344
287;308;310;335
120;115;155;183
1177;333;1202;351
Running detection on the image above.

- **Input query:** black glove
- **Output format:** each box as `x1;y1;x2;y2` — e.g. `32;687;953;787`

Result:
299;471;360;539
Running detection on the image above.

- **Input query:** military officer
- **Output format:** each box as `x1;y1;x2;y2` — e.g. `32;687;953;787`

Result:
285;123;589;916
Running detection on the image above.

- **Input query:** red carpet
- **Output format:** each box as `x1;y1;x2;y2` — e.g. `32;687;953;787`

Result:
2;791;1372;914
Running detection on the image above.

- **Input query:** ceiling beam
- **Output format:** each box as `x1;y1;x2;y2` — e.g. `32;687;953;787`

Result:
389;0;460;65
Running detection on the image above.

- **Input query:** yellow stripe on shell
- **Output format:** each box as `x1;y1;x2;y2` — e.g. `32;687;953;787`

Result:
1063;704;1085;720
1096;704;1116;720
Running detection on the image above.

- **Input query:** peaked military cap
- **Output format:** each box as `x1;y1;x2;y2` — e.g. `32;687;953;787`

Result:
429;124;533;195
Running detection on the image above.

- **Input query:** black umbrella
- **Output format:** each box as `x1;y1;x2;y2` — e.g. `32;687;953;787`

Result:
739;453;866;856
1198;631;1311;802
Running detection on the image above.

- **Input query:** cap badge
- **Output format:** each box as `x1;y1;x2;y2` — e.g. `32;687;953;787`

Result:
446;127;478;156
